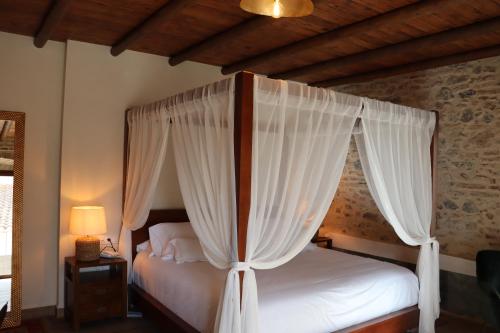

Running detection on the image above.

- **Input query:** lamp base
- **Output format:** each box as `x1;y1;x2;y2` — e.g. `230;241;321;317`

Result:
75;236;100;261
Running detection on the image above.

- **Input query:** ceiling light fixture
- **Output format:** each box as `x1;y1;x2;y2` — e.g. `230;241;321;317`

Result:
240;0;314;19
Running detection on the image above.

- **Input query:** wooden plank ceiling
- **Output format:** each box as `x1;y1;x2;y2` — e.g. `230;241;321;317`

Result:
1;0;499;86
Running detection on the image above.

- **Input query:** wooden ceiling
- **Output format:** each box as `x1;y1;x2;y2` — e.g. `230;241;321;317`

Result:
1;0;500;86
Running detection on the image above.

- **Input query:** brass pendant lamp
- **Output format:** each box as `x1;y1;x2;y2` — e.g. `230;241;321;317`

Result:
240;0;314;18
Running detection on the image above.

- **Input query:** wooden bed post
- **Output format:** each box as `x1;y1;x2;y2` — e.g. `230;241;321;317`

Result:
234;71;254;287
430;111;439;235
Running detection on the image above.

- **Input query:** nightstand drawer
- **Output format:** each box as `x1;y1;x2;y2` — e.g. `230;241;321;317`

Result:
79;283;122;305
79;279;121;297
79;302;122;322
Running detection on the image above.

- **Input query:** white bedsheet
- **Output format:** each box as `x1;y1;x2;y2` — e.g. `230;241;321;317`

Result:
133;246;419;333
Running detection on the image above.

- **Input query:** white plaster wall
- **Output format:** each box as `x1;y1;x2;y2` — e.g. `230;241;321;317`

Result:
58;40;224;307
151;132;184;209
0;32;65;309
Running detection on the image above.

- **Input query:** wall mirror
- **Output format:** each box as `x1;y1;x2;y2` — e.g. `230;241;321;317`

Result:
0;111;24;328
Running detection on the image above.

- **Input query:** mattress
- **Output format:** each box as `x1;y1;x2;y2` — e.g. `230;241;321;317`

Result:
133;246;419;333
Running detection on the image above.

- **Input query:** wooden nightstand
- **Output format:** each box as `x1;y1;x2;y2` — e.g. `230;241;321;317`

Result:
64;256;127;330
312;236;333;249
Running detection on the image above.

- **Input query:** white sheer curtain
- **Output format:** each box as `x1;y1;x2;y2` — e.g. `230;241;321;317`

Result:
355;98;438;333
120;75;438;333
238;77;363;332
118;104;170;277
170;78;241;332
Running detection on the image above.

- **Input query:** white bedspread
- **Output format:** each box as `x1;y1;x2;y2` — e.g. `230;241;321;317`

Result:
133;246;418;333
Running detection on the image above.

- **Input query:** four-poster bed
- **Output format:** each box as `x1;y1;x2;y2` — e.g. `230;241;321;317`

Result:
120;72;439;333
129;209;420;333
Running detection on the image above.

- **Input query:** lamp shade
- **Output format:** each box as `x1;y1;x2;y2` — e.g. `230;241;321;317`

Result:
70;206;107;236
240;0;314;18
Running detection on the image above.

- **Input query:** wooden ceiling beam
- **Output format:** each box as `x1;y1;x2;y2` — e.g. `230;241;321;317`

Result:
169;0;329;67
221;0;458;75
272;17;500;81
169;16;271;66
311;45;500;87
34;0;74;48
111;0;196;57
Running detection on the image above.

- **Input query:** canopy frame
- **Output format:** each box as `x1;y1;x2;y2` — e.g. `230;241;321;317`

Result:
122;71;440;333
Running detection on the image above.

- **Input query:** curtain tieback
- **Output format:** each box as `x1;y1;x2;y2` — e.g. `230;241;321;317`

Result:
231;261;252;271
424;237;439;247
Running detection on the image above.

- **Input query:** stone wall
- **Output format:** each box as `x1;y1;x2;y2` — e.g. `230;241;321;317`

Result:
323;55;500;260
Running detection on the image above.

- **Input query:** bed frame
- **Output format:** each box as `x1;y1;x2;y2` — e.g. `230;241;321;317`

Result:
129;209;419;333
125;71;436;332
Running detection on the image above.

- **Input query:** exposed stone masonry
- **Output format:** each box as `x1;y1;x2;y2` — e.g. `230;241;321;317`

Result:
323;55;500;260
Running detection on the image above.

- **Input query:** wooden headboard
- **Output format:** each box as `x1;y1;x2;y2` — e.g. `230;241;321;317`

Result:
131;209;189;261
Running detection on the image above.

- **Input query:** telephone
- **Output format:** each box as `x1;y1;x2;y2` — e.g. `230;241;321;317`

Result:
101;249;120;258
100;238;121;259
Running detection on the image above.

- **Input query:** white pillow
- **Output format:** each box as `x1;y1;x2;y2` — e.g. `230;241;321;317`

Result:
164;238;207;264
148;222;196;257
136;240;151;253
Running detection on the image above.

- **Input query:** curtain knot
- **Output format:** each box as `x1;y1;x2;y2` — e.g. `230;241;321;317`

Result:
231;261;252;271
425;237;439;246
425;237;434;243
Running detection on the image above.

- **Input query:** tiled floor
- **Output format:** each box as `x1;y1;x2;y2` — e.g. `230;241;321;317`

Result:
4;313;499;333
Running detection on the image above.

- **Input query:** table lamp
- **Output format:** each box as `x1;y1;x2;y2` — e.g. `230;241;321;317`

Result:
70;206;107;261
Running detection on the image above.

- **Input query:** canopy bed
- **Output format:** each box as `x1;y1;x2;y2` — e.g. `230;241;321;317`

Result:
119;72;439;333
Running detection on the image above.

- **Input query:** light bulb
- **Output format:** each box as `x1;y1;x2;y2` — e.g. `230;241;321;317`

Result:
272;0;281;18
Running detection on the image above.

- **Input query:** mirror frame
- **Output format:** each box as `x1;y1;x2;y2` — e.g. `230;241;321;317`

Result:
0;111;24;328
